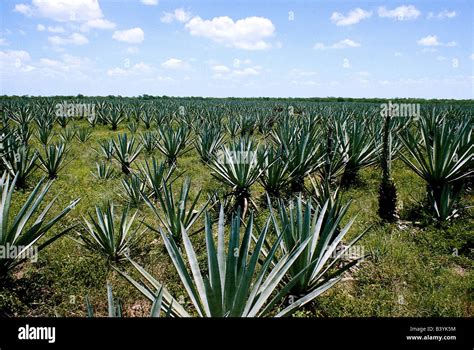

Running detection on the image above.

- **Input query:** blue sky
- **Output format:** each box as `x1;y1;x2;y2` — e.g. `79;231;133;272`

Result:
0;0;473;98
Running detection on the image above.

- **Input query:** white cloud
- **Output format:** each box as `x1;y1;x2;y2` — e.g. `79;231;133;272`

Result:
378;5;420;21
107;62;152;76
141;0;158;5
212;63;263;79
417;35;456;47
15;0;103;22
427;10;456;19
38;24;65;33
313;38;361;50
0;38;8;46
112;28;144;44
161;8;192;23
48;25;65;33
14;4;34;17
0;50;35;73
436;56;447;61
232;67;260;77
330;8;372;26
185;16;275;50
470;53;474;60
81;18;116;32
161;58;190;70
417;35;440;46
212;65;231;73
48;33;89;46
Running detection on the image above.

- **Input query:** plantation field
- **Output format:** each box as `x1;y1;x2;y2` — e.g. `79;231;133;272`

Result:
0;97;472;317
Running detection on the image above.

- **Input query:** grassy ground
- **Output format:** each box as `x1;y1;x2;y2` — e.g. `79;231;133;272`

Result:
0;119;472;317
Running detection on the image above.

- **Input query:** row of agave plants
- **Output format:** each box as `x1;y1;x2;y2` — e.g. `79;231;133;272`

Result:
3;98;471;221
0;169;366;316
0;98;472;316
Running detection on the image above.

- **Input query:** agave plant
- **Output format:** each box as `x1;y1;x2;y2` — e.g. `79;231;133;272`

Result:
257;145;289;197
139;112;153;129
35;125;54;146
76;201;145;263
38;142;69;179
0;174;80;280
143;177;207;243
56;114;70;128
127;121;139;134
138;157;175;200
338;119;380;187
96;139;115;161
139;131;158;154
85;283;168;317
207;137;266;216
76;127;93;143
106;106;126;131
59;126;76;143
268;195;367;296
400;117;473;220
282;125;323;193
121;174;146;207
156;125;190;165
1;144;38;189
92;161;116;180
194;125;225;163
119;206;334;317
15;123;33;146
112;133;142;174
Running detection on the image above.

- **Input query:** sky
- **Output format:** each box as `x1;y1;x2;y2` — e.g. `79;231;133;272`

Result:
0;0;473;98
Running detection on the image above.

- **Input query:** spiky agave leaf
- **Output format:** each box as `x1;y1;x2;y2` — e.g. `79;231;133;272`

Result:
400;117;473;220
120;206;332;317
112;133;142;174
0;173;80;279
142;177;208;243
156;125;190;165
76;201;145;263
38;142;70;179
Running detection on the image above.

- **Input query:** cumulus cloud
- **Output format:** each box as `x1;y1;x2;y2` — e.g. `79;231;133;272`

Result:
185;16;275;50
107;62;152;76
313;39;361;50
15;0;103;22
330;8;372;26
37;24;65;33
212;63;263;79
212;65;231;73
427;10;456;19
378;5;420;21
161;58;190;70
0;50;34;73
112;28;144;44
417;35;456;47
161;8;192;23
15;0;115;31
81;18;116;32
48;33;89;46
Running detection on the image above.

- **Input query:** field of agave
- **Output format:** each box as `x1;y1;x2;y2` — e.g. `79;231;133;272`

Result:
0;96;472;317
